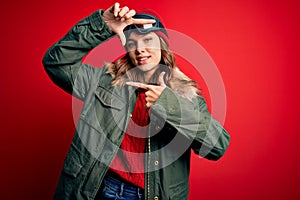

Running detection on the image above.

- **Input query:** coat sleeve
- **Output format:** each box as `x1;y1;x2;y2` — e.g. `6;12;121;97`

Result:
151;87;230;161
42;10;114;100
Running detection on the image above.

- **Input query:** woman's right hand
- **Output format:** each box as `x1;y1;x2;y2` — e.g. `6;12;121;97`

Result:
102;2;155;45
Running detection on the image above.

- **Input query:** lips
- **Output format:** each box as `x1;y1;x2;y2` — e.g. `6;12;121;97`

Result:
137;56;151;65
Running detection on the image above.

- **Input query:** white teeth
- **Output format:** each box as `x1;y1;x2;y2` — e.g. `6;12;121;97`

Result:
138;57;148;61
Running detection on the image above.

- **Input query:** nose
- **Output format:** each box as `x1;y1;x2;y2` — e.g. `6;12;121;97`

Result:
135;41;146;54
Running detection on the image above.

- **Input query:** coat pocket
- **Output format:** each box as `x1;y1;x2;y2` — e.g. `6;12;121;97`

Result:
169;181;189;200
63;144;84;178
55;143;87;198
63;157;82;178
94;86;125;110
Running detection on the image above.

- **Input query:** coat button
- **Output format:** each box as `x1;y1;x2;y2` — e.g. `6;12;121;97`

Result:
154;196;159;200
155;125;161;131
169;106;176;114
154;160;159;166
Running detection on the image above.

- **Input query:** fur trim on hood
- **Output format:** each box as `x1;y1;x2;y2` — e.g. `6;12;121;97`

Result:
106;63;200;101
168;67;200;101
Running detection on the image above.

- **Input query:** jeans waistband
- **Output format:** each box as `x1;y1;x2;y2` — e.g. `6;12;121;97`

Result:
102;171;144;197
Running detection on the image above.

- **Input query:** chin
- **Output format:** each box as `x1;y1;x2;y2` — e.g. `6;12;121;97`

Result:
136;63;158;72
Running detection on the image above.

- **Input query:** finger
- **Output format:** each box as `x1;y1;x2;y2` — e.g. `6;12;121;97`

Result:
118;32;127;46
144;102;150;109
126;82;149;89
157;72;166;87
113;2;120;17
145;97;151;103
145;101;153;109
146;95;157;101
107;3;115;14
132;18;156;25
118;6;129;18
145;90;152;97
124;9;136;20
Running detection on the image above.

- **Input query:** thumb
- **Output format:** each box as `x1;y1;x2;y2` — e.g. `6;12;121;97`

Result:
118;32;126;46
158;72;166;87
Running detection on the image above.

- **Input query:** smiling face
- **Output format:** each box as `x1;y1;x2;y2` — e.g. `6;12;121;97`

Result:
126;31;162;82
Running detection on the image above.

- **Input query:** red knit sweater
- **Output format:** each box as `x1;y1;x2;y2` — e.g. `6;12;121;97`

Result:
109;91;149;189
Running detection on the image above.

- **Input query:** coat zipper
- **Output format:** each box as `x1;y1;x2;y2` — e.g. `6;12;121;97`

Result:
147;126;151;200
147;134;151;200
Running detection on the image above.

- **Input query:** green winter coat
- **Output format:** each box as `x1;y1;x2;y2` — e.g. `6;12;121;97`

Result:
42;10;230;200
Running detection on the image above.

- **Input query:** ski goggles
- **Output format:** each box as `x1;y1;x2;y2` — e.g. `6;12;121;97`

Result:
123;13;168;37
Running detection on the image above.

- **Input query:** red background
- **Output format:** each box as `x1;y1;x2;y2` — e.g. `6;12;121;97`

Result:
1;0;300;199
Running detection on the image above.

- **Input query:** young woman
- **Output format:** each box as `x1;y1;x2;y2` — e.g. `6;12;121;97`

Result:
43;2;230;200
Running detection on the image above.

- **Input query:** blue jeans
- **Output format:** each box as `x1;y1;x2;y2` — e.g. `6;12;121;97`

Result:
98;173;144;200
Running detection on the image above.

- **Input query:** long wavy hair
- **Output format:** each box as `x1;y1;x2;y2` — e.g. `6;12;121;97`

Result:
106;35;200;100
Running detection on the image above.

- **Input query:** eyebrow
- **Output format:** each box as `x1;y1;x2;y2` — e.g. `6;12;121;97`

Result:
127;38;136;43
128;33;153;42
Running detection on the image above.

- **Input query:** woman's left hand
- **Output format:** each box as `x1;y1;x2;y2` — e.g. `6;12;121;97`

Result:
102;2;155;45
126;72;166;108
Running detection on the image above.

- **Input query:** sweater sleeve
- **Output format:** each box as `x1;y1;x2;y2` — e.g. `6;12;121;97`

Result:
42;10;114;100
151;87;230;161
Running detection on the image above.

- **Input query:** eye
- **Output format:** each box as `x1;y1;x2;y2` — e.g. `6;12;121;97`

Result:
126;42;136;49
144;37;153;43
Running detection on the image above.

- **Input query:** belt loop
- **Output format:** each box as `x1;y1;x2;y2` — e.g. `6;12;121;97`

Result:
137;188;142;199
120;183;124;196
115;182;124;200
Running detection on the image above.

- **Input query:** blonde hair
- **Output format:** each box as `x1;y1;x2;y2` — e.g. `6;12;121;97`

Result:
106;36;200;100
